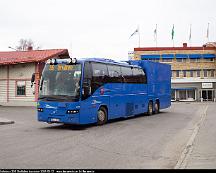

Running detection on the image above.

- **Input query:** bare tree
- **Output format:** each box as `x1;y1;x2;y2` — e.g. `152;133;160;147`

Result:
16;39;41;51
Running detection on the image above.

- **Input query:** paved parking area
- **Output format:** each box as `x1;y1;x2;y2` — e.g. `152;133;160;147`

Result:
0;102;215;169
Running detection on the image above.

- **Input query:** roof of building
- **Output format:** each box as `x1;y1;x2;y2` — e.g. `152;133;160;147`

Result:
0;49;69;65
134;46;216;51
134;43;216;51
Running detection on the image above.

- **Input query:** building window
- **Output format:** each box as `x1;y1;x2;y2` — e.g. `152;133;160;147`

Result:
179;90;187;100
171;71;174;78
162;58;172;62
16;81;26;96
176;70;180;77
190;58;200;62
183;70;187;77
207;69;215;77
171;89;175;100
210;70;215;77
189;70;193;77
178;89;195;101
203;58;214;62
197;70;200;77
203;70;208;77
146;59;160;62
176;58;187;62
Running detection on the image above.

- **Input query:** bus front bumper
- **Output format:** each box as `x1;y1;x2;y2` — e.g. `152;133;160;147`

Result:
37;101;81;124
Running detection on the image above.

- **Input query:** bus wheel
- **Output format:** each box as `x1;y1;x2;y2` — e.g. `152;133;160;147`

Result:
97;107;107;125
154;101;160;114
147;101;153;116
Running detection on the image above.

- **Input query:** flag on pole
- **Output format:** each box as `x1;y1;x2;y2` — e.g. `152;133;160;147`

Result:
154;24;157;41
206;23;209;39
129;27;139;39
171;24;175;40
189;24;192;41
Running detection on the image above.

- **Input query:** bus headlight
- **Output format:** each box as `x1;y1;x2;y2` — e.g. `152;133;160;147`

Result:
67;110;79;114
37;108;43;112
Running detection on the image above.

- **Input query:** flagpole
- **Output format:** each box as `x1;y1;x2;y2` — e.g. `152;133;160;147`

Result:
207;23;210;42
172;24;175;47
138;25;140;47
189;24;192;47
156;24;158;47
129;26;140;47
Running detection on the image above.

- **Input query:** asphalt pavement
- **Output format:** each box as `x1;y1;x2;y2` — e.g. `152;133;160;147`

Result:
0;102;216;169
0;117;15;125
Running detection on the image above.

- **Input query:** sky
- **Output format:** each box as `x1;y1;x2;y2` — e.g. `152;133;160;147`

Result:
0;0;216;61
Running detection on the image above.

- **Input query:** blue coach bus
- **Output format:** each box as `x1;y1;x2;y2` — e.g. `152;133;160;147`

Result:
36;58;171;125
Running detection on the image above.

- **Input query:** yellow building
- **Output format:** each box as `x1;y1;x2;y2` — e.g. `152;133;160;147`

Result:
133;43;216;102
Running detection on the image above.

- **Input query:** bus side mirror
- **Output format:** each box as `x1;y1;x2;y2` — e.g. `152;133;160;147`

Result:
82;81;91;97
31;73;35;88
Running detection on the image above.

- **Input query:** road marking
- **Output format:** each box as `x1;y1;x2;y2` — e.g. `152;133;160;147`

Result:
174;105;208;169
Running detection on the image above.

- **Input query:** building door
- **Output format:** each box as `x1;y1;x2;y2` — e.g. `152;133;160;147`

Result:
202;90;214;101
207;90;213;101
202;90;207;101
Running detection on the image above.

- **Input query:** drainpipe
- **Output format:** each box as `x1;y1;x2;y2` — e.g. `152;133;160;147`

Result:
6;65;9;102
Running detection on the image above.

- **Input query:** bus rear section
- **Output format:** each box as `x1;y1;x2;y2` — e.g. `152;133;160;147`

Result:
129;60;171;112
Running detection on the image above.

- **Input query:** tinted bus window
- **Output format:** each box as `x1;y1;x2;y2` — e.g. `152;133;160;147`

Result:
91;63;108;93
107;65;122;83
121;66;133;83
82;62;92;100
139;68;147;84
132;67;147;84
132;68;140;83
83;62;92;80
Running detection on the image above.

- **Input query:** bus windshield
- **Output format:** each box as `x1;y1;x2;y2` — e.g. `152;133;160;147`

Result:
39;63;82;102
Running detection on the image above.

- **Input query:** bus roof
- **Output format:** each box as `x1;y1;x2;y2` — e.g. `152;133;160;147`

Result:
79;58;131;66
47;57;140;68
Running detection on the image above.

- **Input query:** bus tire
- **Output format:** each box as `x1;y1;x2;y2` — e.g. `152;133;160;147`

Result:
154;101;160;114
154;100;160;114
147;101;153;116
97;106;107;125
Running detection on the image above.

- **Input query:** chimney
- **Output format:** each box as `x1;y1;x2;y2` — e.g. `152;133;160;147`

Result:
27;46;33;51
183;43;187;48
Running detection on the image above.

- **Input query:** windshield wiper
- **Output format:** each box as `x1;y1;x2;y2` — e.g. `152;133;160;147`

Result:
38;95;78;101
38;96;65;101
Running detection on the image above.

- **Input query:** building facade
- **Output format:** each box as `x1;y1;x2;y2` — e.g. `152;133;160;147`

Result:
0;49;69;106
133;43;216;102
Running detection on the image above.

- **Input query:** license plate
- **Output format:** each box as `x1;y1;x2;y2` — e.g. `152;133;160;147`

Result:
50;118;60;122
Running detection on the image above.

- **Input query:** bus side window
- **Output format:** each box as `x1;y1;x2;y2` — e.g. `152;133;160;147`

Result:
132;68;140;83
91;63;108;93
121;66;133;83
82;62;92;100
132;67;147;84
107;65;122;83
139;69;147;84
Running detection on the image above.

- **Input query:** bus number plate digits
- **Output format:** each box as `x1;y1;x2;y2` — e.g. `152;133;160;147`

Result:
51;118;60;122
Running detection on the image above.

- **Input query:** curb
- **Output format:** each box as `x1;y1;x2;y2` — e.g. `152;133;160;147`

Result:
174;105;208;169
